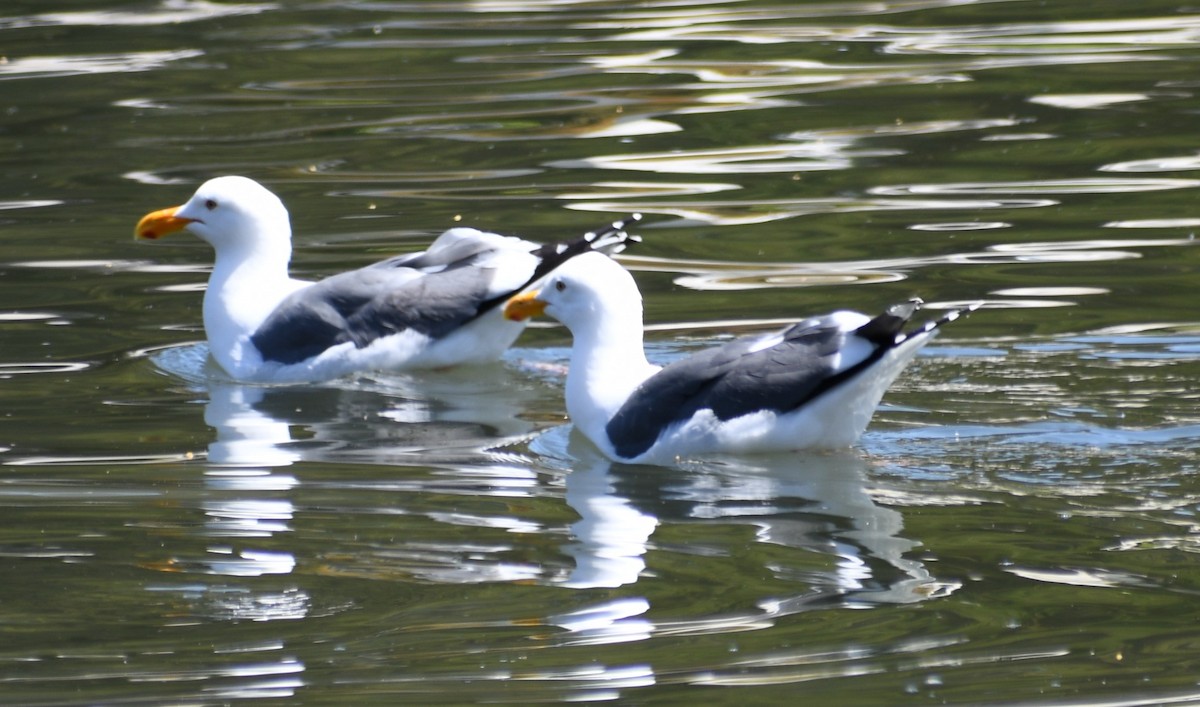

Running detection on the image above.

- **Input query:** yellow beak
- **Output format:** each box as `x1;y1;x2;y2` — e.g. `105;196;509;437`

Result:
504;289;547;321
134;205;192;240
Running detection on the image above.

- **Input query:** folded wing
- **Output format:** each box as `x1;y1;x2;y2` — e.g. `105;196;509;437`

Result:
604;300;927;460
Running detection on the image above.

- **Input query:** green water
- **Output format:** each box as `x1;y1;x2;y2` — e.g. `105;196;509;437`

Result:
3;0;1200;703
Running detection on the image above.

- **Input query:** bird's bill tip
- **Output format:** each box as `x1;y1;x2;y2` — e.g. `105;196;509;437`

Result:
503;289;546;321
134;205;191;240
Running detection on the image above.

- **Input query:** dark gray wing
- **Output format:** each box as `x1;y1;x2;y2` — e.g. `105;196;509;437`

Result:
250;259;493;365
251;216;643;366
605;300;927;460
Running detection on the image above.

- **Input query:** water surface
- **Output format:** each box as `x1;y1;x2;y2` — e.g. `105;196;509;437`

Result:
3;0;1200;703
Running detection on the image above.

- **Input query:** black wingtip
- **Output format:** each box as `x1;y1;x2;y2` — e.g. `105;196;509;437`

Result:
858;298;980;347
474;215;645;318
583;213;643;255
897;300;982;343
928;300;983;327
856;297;924;346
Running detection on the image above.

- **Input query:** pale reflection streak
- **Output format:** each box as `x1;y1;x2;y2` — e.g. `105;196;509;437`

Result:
140;659;305;699
871;177;1200;196
107;7;1200;159
551;141;904;175
879;17;1200;56
565;172;1197;284
567;195;1055;227
1029;93;1154;109
106;4;1199;242
671;452;956;608
616;235;1194;294
153;344;546;464
0;362;92;377
151;350;563;588
527;432;953;661
141;382;298;580
568;175;1189;224
548;598;654;646
1106;219;1200;229
594;9;1200;56
511;661;657;699
559;443;658;589
384;432;961;697
553;15;1200;230
177;360;948;642
141;383;309;624
0;199;61;210
1004;566;1159;590
334;179;737;202
590;30;1176;110
1101;153;1200;174
12;655;308;700
205;384;301;468
3;0;275;29
12;258;210;279
552;118;1024;207
691;643;1070;690
116;10;1182;148
0;50;203;80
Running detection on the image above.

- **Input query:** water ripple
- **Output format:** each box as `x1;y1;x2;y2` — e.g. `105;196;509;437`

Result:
4;452;195;466
0;199;61;211
555;118;1020;176
0;362;92;377
566;197;1056;226
0;312;60;322
552;143;901;175
1101;153;1200;173
617;236;1191;292
909;221;1010;232
1029;93;1156;109
1105;219;1200;229
10;1;1200;703
870;177;1200;196
3;1;276;29
0;50;203;80
1004;566;1160;590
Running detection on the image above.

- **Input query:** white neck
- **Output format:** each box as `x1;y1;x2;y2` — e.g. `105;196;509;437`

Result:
202;236;301;374
563;304;660;450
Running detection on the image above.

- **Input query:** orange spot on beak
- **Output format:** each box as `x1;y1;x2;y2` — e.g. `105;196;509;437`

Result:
504;289;547;321
134;205;193;240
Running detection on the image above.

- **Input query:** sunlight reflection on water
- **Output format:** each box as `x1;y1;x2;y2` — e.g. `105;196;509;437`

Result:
6;1;275;28
619;236;1192;292
7;0;1200;703
0;50;203;79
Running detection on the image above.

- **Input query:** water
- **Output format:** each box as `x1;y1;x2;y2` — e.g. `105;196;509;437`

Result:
3;0;1200;702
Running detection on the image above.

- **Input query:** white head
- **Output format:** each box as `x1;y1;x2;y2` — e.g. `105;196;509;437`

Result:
134;176;292;256
506;250;656;452
504;251;643;336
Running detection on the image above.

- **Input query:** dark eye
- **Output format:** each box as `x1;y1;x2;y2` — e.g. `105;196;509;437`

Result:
554;280;567;292
204;199;218;210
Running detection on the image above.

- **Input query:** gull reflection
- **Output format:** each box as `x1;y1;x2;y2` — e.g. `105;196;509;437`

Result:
547;597;654;645
188;363;552;586
561;440;659;589
205;383;301;468
732;455;957;610
227;365;542;465
553;431;953;609
661;451;954;608
147;357;551;625
200;382;301;587
144;339;548;466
